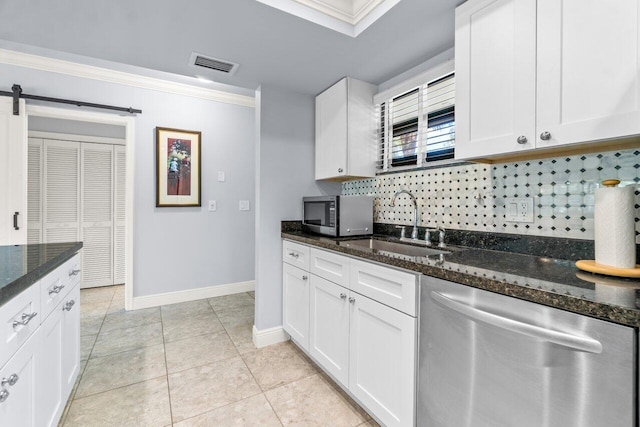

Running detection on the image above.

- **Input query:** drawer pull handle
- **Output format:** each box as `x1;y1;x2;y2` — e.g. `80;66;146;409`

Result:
288;252;299;259
348;297;355;304
63;300;76;312
0;388;8;403
1;374;18;387
48;284;65;295
340;293;346;300
12;312;37;328
69;269;81;277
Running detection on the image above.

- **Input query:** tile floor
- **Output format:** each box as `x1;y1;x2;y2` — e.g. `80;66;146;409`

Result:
59;285;378;427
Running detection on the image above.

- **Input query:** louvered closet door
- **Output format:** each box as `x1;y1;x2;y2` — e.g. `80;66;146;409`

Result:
81;143;114;288
27;138;43;244
43;140;80;244
113;145;126;284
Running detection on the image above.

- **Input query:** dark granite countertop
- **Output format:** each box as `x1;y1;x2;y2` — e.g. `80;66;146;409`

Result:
0;242;83;308
281;229;640;328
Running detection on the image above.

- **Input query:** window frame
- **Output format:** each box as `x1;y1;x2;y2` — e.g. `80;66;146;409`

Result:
375;60;456;174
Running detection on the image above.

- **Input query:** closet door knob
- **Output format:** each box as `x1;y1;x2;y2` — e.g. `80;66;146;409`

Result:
540;131;552;141
516;136;528;145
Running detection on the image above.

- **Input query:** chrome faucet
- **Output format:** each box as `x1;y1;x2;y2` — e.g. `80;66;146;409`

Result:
390;189;419;240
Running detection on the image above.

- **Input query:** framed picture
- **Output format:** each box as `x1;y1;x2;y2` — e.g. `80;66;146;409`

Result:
156;127;201;207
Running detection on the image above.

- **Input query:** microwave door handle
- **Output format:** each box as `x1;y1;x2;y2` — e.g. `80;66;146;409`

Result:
430;291;603;354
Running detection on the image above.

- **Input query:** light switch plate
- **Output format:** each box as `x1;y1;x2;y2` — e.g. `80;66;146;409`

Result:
218;171;225;182
239;200;250;211
505;197;534;223
208;200;217;211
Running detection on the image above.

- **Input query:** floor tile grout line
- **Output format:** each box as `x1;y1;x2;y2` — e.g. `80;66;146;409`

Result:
71;373;168;401
160;307;175;426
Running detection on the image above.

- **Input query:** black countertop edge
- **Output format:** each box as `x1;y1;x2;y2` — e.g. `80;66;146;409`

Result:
281;231;640;328
0;242;83;309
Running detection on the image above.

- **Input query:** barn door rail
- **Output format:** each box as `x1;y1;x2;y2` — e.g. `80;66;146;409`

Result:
0;84;142;115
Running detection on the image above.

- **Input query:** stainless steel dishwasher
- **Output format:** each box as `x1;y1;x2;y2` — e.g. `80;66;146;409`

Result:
418;275;637;427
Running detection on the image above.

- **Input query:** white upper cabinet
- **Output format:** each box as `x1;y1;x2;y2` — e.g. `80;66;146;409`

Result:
455;0;640;160
455;0;536;159
315;77;377;180
536;0;640;149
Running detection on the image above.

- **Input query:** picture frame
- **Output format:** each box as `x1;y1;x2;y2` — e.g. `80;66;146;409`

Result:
156;127;201;207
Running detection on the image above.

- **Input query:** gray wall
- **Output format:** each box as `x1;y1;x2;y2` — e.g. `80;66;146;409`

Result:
1;63;255;297
255;85;340;330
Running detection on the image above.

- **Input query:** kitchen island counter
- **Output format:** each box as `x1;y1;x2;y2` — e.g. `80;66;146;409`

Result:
0;242;83;308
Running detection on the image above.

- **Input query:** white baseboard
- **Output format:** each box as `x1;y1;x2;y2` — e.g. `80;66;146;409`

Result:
252;325;290;348
131;280;254;310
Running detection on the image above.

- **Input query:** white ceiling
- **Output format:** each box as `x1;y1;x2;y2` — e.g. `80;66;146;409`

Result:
0;0;459;96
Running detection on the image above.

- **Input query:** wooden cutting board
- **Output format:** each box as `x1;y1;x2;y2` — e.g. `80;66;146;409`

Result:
576;260;640;278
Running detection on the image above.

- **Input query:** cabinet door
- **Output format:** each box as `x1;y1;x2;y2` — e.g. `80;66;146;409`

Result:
537;0;640;148
43;139;80;244
61;284;80;400
27;138;43;244
35;306;64;427
282;263;310;349
0;326;39;427
309;275;350;387
455;0;537;159
0;97;27;245
315;78;348;180
349;293;417;427
113;145;126;284
81;143;114;288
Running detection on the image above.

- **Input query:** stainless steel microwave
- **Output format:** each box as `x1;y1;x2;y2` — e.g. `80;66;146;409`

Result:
302;195;373;237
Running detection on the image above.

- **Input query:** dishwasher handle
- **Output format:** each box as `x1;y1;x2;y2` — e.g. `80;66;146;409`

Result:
430;291;603;354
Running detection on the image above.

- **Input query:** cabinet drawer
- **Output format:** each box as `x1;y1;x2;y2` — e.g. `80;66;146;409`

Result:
61;254;81;289
283;240;310;270
0;284;41;369
310;248;350;287
40;255;79;322
350;259;418;316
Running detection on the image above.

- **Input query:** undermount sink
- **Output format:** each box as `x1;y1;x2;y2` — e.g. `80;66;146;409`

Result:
339;238;450;258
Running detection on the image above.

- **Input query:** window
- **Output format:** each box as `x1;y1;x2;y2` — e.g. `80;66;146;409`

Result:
376;73;455;172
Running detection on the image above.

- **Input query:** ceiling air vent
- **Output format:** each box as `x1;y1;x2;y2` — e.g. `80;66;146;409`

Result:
189;52;239;76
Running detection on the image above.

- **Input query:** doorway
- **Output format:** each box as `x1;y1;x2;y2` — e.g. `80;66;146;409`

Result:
26;105;135;310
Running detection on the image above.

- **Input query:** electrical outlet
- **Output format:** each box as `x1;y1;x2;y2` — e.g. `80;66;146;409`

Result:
218;171;225;182
505;197;534;223
239;200;250;211
208;200;217;211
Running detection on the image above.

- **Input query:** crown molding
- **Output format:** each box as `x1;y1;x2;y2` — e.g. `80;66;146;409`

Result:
0;48;255;108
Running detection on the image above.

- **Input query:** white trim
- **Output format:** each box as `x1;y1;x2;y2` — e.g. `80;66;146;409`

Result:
252;325;290;348
28;131;125;146
0;49;255;108
25;105;137;311
256;0;400;37
374;59;455;104
131;280;255;310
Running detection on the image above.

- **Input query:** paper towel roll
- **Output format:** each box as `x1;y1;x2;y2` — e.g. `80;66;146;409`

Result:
594;182;636;269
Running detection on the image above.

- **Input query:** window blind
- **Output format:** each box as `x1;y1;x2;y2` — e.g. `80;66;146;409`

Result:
376;73;455;172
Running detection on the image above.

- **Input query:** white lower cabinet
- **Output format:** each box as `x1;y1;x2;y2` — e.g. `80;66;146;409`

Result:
309;275;350;387
0;326;39;426
284;239;417;427
0;253;81;427
282;263;310;349
61;284;81;399
36;302;64;427
349;292;416;427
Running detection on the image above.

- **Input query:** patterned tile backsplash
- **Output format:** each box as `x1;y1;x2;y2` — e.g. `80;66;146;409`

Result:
342;148;640;241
